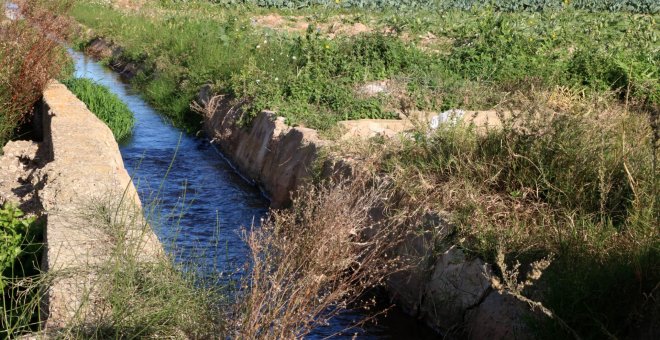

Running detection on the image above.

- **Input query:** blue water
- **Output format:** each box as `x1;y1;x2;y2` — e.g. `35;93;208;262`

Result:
71;50;437;339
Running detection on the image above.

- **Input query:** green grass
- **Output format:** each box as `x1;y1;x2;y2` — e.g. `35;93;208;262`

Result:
69;1;658;132
62;78;135;141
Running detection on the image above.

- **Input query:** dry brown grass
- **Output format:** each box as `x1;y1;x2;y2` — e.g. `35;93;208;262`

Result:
0;0;72;147
232;173;422;338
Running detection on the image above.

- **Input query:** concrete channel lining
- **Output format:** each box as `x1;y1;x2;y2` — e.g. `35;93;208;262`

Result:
39;80;163;330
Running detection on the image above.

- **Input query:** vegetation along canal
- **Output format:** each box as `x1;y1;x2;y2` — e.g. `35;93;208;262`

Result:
70;49;436;339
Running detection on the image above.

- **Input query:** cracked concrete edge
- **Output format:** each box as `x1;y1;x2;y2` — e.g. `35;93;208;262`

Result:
38;80;164;331
389;240;538;339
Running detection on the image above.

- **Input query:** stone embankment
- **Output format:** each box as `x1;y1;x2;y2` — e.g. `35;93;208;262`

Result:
196;86;504;208
196;86;324;208
38;81;161;331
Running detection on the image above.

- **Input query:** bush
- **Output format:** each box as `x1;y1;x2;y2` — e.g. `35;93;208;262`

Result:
62;78;135;141
234;175;411;338
0;204;39;289
0;0;71;149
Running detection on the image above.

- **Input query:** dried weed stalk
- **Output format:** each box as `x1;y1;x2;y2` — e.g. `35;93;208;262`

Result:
0;0;72;145
234;174;409;339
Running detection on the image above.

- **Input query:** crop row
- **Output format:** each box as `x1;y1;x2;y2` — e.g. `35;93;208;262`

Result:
205;0;659;13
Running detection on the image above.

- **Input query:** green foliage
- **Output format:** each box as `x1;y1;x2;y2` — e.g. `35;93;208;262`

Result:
235;30;415;128
438;0;658;13
205;0;435;10
62;78;135;141
539;246;659;339
0;203;43;337
378;98;658;337
0;204;37;289
71;2;658;131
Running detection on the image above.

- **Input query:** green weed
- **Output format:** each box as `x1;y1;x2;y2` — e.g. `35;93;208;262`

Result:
0;203;45;337
62;78;135;141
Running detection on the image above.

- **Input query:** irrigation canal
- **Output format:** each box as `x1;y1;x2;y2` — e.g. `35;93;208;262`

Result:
71;49;436;339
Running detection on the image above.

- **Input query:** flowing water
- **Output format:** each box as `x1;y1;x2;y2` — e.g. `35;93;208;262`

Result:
71;50;436;339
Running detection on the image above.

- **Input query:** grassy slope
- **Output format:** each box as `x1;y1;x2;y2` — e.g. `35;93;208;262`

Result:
70;1;658;131
364;96;659;338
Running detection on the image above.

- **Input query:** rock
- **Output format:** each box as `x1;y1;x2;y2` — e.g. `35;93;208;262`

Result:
421;246;492;331
337;119;414;140
387;213;454;316
357;80;390;97
85;38;141;80
465;291;533;340
0;140;41;213
387;229;435;316
85;37;114;60
408;110;507;133
2;140;39;158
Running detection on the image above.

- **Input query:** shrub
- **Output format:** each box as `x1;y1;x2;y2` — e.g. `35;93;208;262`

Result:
0;0;72;149
62;78;135;141
0;204;39;289
234;175;412;338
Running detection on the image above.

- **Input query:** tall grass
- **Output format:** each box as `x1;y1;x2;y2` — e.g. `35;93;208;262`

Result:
334;87;659;338
0;0;71;148
62;78;135;141
55;192;223;338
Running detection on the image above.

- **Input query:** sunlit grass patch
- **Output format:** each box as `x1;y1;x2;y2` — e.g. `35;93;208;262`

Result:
62;78;135;141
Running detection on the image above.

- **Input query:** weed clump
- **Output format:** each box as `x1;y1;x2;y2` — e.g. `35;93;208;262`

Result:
234;175;415;338
0;203;44;337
